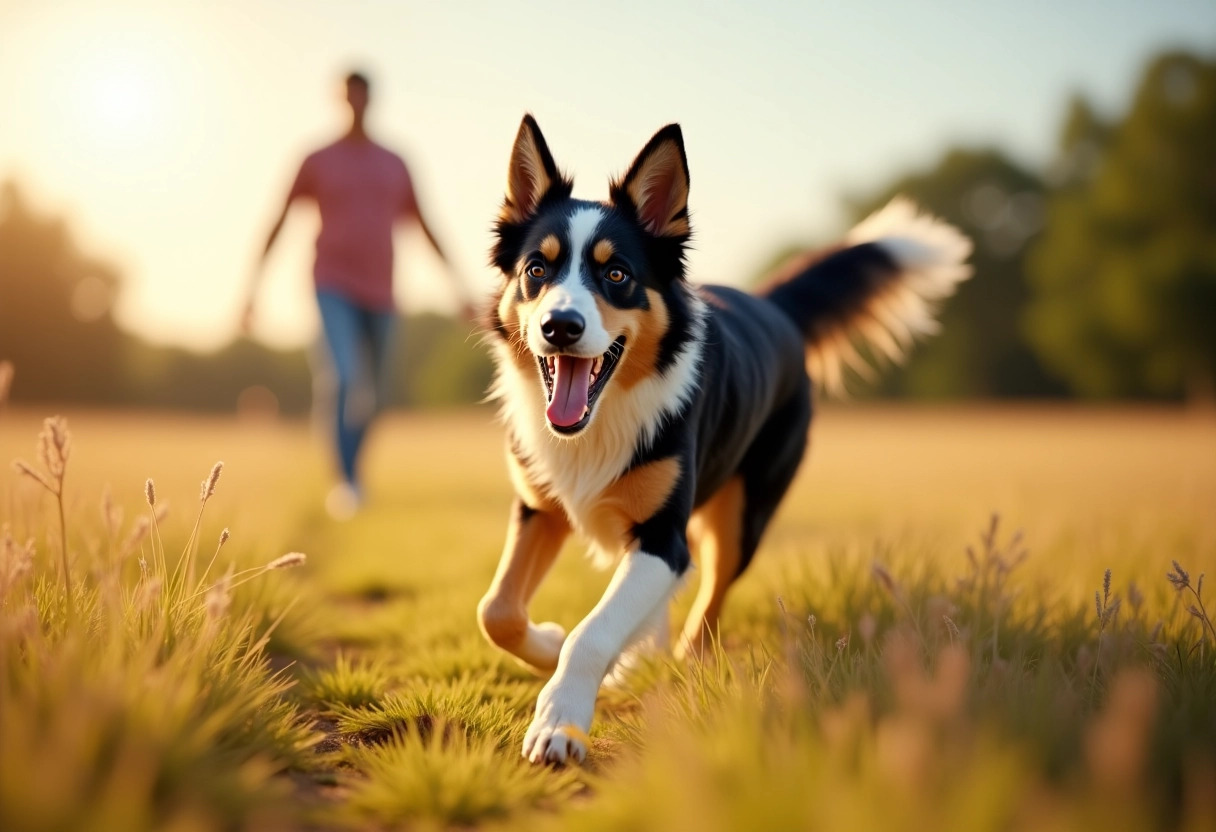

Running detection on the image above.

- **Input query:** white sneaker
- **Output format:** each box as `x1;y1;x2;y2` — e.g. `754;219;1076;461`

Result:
325;482;362;521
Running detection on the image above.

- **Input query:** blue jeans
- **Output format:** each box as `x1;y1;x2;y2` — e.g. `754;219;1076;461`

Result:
315;289;397;488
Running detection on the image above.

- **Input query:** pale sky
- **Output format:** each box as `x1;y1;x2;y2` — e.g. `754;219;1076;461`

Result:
1;0;1214;350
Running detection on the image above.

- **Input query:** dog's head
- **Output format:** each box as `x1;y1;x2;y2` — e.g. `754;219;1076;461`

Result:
487;115;699;438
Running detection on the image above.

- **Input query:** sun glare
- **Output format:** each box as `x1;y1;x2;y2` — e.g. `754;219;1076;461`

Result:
75;53;165;143
87;63;156;133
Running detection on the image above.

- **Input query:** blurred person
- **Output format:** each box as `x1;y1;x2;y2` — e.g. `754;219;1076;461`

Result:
243;70;473;519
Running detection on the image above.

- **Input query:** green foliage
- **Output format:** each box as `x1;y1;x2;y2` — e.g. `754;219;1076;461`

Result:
1027;52;1216;400
300;651;390;710
339;723;584;828
841;150;1066;398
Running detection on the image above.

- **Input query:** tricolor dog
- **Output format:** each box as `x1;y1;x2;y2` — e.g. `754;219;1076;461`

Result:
478;115;972;764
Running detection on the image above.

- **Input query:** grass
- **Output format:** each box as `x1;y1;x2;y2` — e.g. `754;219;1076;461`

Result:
1;404;1214;831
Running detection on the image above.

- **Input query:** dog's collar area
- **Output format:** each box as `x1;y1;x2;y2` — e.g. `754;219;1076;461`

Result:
536;336;626;434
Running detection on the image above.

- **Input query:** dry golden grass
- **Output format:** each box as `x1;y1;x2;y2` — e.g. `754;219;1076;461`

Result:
2;404;1214;830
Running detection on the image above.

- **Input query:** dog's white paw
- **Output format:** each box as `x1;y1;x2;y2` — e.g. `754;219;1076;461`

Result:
522;681;594;765
529;621;566;666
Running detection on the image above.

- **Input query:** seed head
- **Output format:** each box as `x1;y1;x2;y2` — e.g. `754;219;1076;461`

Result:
199;461;224;502
12;460;55;494
36;416;71;478
871;561;898;596
1167;561;1191;590
144;478;156;508
218;528;230;547
1127;581;1144;614
121;516;151;557
942;615;962;641
266;552;306;570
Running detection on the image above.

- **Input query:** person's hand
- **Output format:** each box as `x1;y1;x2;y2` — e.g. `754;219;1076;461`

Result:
239;296;256;335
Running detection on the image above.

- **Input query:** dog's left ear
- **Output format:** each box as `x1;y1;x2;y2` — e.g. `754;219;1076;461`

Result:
611;124;690;238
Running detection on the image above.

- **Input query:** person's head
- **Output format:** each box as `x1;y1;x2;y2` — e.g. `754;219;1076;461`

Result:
344;71;371;121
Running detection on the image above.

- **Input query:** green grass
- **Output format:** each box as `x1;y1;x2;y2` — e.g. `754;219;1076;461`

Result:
1;405;1214;831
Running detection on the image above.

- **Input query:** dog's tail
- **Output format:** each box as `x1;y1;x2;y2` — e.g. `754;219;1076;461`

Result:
759;197;973;394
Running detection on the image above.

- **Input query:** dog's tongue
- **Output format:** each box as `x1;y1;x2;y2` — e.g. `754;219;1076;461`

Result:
546;355;594;427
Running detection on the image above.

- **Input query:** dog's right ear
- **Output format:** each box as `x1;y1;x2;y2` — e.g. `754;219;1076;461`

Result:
499;115;570;225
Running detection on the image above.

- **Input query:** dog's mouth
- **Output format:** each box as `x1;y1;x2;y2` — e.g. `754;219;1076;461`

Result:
537;336;626;434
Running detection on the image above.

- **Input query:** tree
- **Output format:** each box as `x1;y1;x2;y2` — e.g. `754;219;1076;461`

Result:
838;149;1065;397
1026;51;1216;401
0;181;128;403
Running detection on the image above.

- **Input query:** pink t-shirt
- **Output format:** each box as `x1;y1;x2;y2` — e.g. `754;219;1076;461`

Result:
288;138;418;311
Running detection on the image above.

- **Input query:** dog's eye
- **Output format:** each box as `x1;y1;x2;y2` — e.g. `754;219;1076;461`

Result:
526;261;546;279
606;268;629;284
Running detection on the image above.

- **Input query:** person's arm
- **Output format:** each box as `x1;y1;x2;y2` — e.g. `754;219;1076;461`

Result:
242;160;310;333
401;162;478;321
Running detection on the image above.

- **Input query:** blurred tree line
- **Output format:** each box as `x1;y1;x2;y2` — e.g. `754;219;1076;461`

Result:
0;180;492;414
2;49;1212;409
775;49;1216;402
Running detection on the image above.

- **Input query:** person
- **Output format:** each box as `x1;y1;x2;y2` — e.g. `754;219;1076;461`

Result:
242;70;473;519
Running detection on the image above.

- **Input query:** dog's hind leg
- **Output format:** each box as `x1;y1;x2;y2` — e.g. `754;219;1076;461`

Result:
677;385;812;661
676;476;745;661
478;499;570;673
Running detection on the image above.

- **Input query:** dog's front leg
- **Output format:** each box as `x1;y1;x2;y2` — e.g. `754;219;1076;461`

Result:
478;499;571;672
522;544;683;764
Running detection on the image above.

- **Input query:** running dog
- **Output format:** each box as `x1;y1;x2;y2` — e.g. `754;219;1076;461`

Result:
478;115;972;764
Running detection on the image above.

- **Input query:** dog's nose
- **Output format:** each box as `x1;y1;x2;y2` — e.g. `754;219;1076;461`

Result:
540;309;585;348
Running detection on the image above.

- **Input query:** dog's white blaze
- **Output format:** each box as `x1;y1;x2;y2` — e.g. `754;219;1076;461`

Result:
491;293;707;561
523;549;678;763
526;206;612;357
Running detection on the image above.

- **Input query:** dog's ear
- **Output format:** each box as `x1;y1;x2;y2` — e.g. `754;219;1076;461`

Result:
500;114;568;225
611;124;690;238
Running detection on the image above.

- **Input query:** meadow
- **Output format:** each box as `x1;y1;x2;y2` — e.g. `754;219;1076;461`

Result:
1;404;1214;831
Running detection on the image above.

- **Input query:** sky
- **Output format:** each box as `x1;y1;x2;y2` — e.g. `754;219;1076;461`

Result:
1;0;1214;351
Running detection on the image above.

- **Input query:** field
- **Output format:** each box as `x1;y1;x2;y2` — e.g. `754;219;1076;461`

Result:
2;404;1215;831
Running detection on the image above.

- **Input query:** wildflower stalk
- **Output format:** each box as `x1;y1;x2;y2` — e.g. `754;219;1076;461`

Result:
13;416;75;621
1092;568;1121;693
175;462;223;592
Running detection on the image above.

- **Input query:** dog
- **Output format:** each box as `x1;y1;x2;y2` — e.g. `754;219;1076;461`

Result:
477;115;972;764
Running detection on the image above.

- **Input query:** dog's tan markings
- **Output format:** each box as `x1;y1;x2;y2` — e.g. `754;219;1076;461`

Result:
539;234;561;261
584;456;681;545
506;449;558;513
478;501;571;672
595;288;670;391
676;476;745;661
592;239;615;264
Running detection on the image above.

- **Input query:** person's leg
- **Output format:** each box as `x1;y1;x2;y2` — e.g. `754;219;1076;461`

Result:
339;306;397;485
367;308;398;413
315;290;365;488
